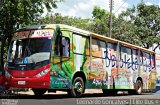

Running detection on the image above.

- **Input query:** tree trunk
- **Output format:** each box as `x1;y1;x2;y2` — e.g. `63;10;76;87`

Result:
0;36;6;70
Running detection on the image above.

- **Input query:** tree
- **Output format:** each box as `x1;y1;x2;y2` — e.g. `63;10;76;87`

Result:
0;0;63;69
39;6;115;37
112;10;140;45
135;3;160;51
91;6;110;36
37;3;160;52
39;13;92;31
117;3;160;51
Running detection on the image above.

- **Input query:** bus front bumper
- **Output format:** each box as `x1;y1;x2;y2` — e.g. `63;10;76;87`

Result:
4;73;50;89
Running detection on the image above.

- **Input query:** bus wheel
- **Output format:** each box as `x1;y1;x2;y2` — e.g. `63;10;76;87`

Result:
32;89;46;96
136;80;143;95
102;89;116;96
68;77;85;98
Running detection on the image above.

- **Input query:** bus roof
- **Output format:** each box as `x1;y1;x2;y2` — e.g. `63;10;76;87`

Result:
24;24;90;36
22;24;155;54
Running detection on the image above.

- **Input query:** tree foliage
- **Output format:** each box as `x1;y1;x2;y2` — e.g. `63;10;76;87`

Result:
39;3;160;51
116;3;160;50
112;11;140;45
91;6;110;36
39;6;112;36
39;13;93;31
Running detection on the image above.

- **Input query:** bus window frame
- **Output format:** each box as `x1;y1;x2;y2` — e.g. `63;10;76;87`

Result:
61;36;70;57
91;37;106;59
151;54;156;70
54;35;70;57
72;32;90;56
120;45;132;66
131;48;139;70
142;52;151;71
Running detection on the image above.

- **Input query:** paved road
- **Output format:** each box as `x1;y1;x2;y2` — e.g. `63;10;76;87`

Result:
0;92;160;105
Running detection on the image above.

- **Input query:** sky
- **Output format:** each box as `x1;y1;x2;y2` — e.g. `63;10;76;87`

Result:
46;0;160;18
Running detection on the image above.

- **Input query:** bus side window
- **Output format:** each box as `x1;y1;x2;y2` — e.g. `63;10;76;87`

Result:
151;54;155;70
92;39;101;58
62;37;70;57
54;36;70;57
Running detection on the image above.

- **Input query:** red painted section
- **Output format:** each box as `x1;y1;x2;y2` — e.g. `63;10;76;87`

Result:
5;64;50;78
5;64;50;89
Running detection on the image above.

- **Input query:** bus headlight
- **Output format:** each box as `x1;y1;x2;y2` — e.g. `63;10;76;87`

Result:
36;69;49;78
5;71;11;77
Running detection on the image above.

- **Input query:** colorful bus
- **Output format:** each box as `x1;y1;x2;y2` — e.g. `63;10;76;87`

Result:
4;24;156;97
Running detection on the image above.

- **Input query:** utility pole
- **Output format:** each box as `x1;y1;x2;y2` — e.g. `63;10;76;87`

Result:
109;0;113;38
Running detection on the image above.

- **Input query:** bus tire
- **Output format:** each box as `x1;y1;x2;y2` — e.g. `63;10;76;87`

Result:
32;89;46;96
68;77;85;98
102;89;116;96
135;80;143;95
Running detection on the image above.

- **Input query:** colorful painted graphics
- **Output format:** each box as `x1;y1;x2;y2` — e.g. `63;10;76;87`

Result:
92;42;155;89
49;26;156;90
50;30;73;89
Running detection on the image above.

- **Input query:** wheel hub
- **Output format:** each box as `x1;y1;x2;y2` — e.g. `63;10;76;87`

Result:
74;82;82;93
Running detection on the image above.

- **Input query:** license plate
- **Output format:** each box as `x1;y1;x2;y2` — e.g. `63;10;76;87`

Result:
18;81;26;85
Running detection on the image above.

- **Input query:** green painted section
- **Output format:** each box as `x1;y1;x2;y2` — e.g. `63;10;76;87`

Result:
46;24;156;90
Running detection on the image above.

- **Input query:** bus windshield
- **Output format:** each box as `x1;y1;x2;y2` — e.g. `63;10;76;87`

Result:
7;38;52;64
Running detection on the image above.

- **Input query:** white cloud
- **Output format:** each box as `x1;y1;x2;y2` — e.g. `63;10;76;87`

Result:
145;2;153;6
53;0;129;18
76;2;90;10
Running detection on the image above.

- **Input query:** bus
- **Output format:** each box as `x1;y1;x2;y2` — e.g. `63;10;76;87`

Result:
4;24;156;97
